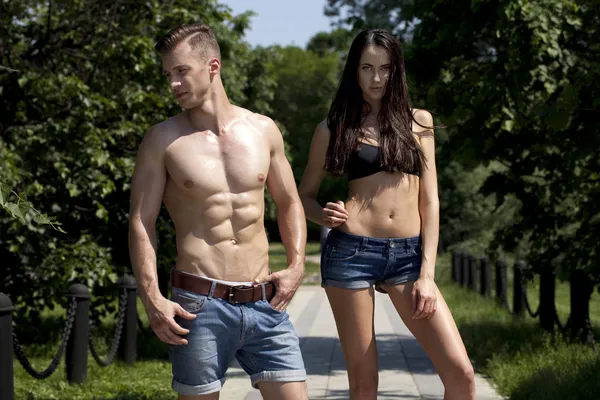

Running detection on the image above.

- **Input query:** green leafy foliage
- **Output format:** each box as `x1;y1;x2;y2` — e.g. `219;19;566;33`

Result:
0;0;279;325
0;181;64;231
326;0;600;281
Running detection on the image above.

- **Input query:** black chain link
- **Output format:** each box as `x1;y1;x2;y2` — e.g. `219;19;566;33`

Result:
554;308;570;333
12;297;77;379
89;289;128;366
523;290;540;318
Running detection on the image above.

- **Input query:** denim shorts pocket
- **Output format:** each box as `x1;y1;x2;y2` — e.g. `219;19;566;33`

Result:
261;299;286;314
327;243;359;261
171;290;207;314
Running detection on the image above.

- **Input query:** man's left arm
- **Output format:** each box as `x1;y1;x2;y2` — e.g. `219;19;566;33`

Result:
259;117;307;310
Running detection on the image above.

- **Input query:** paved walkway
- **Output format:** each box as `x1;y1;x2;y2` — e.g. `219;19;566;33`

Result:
219;285;503;399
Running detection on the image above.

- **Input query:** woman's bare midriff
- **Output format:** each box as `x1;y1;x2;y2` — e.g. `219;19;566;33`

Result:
338;171;422;239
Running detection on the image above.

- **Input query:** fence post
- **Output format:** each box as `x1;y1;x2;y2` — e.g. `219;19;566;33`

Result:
461;253;470;288
66;283;90;384
118;275;138;364
0;293;14;400
513;261;526;316
479;256;490;297
469;255;478;292
539;269;556;332
496;260;509;309
569;270;595;344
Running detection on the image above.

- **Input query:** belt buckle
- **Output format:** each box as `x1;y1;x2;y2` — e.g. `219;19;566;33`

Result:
228;286;238;304
227;285;249;304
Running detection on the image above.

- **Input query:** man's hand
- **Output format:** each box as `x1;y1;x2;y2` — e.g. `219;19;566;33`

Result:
255;265;304;311
145;295;196;345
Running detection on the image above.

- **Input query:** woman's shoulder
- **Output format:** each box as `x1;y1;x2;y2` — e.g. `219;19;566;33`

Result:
410;108;434;135
314;119;332;140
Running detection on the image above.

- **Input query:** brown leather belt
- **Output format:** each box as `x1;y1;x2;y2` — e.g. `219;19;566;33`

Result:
171;270;275;304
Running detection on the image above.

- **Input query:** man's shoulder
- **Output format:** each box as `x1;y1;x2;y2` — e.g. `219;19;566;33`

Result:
139;116;180;157
142;115;182;149
245;111;278;133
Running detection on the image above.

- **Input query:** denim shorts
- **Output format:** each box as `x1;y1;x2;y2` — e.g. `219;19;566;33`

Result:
168;286;306;396
321;229;422;291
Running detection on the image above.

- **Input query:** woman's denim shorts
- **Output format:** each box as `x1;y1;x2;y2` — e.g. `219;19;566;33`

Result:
321;229;422;291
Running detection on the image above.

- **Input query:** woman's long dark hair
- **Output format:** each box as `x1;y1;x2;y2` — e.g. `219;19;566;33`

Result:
325;29;429;176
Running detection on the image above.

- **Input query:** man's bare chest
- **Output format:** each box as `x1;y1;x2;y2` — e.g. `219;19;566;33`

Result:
164;132;271;194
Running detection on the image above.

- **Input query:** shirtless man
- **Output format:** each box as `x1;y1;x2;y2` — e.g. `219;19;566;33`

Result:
128;23;307;399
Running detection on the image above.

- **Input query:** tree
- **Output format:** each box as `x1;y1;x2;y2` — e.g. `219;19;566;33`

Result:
306;28;355;58
326;0;600;340
264;42;348;239
0;0;278;328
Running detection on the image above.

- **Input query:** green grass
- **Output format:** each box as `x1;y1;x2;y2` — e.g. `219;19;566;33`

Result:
447;253;600;331
269;241;321;277
14;294;174;399
436;254;600;400
14;358;175;399
13;242;323;399
520;272;600;327
13;244;600;399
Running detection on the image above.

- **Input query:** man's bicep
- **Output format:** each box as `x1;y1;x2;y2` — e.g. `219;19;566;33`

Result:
267;150;299;207
265;126;299;205
129;133;167;226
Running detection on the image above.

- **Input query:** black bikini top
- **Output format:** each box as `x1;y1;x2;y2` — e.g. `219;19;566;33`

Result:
347;142;420;181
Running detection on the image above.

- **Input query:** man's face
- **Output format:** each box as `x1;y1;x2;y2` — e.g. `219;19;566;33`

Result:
162;43;217;109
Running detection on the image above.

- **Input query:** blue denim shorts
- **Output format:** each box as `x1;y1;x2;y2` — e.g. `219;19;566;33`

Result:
168;285;306;396
321;229;422;290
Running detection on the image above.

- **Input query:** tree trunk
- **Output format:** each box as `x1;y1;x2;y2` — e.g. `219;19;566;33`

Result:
569;270;595;346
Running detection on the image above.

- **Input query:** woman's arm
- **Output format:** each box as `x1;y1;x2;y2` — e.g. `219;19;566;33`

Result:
414;109;440;280
298;121;347;227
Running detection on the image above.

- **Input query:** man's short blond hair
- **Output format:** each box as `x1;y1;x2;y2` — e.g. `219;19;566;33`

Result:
155;23;221;60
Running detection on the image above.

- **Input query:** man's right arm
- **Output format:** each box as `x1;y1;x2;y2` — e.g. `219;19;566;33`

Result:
128;125;195;345
128;126;166;309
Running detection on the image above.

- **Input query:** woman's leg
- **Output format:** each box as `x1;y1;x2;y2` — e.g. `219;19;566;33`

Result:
326;286;379;400
383;282;475;400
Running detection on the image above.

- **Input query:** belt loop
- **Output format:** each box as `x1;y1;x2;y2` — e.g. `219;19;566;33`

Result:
208;281;216;299
405;238;414;254
359;237;367;252
260;284;266;301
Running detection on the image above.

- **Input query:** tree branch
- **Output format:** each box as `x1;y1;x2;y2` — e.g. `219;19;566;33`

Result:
0;65;20;73
45;0;54;44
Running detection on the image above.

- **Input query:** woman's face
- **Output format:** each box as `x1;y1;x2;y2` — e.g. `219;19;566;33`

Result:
357;45;391;102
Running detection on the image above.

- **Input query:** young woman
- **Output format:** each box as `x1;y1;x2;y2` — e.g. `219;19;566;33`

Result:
298;29;475;400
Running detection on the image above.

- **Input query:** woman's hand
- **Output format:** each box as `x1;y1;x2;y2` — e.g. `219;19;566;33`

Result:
322;200;348;228
411;276;438;320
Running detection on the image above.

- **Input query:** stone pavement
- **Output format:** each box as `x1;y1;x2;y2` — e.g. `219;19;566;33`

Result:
219;285;503;399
